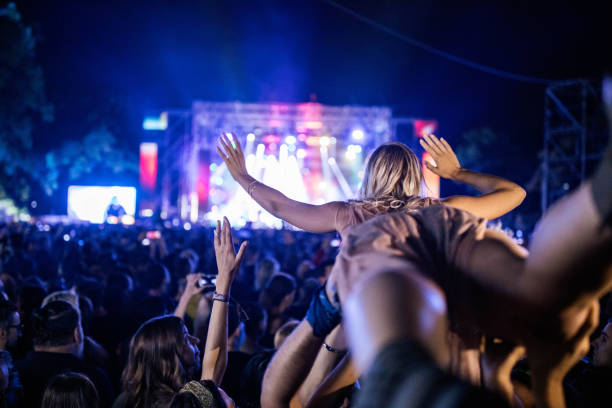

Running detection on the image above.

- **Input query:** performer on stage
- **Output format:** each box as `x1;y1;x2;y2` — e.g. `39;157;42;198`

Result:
104;196;126;223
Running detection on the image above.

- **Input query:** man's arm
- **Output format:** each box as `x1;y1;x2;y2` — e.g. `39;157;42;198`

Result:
262;285;343;408
261;321;324;408
305;354;358;408
293;325;348;407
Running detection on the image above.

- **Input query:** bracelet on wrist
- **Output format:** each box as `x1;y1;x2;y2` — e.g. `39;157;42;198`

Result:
323;342;346;353
247;180;259;196
212;292;230;303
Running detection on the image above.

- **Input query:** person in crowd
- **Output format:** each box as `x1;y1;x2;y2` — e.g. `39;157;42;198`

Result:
0;299;22;407
254;258;280;293
286;278;321;321
239;302;267;355
0;299;20;352
258;273;297;349
565;318;612;407
113;315;201;408
592;320;612;368
295;260;315;282
93;271;134;358
167;218;247;408
41;372;99;408
119;218;246;408
136;262;175;312
332;77;612;407
220;303;251;404
217;132;525;235
261;305;353;408
15;300;114;408
273;319;299;349
218;126;525;382
236;349;276;408
0;350;20;408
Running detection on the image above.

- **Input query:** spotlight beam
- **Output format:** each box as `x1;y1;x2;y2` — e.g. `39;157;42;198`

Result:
328;158;353;199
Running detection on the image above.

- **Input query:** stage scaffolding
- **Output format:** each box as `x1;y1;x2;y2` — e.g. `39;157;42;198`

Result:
541;79;607;213
158;102;393;221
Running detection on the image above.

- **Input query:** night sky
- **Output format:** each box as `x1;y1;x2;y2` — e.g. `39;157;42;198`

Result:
16;0;611;214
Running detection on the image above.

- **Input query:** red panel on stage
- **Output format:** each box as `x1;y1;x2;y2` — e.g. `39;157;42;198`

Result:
197;150;210;207
139;143;158;191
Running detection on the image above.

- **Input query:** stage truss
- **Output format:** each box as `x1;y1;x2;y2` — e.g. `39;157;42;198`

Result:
541;79;607;213
159;102;393;227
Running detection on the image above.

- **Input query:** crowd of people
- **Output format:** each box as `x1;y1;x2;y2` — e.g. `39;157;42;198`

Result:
0;80;610;407
0;217;341;407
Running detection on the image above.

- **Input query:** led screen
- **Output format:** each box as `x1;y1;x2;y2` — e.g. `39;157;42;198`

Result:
68;186;136;223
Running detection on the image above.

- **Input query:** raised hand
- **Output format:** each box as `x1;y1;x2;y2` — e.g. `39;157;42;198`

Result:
217;133;248;182
419;134;461;179
175;273;207;319
213;217;248;295
182;273;207;299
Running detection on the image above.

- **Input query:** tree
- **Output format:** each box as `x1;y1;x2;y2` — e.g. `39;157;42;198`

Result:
0;2;53;205
41;126;138;196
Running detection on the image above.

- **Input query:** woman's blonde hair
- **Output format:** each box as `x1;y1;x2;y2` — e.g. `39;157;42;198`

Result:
359;142;423;200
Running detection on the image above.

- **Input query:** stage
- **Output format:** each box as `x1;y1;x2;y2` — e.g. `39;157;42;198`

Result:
140;101;438;228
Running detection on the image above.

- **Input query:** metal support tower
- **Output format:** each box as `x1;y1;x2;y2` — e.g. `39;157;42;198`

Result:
158;110;192;219
541;79;606;213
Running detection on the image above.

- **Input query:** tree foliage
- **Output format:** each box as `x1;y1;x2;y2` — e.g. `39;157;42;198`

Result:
0;2;53;203
42;126;138;195
0;3;137;209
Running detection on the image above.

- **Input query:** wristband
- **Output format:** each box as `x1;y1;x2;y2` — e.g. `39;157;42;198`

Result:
212;292;230;303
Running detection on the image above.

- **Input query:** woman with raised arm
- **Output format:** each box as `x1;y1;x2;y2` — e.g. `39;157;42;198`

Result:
168;217;247;408
217;133;526;235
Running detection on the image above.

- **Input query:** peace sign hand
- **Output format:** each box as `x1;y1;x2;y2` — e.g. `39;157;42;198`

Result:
420;134;461;180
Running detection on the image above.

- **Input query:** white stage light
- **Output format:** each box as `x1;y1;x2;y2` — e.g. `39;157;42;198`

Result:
190;193;199;223
328;156;354;198
351;128;365;141
297;149;307;159
285;135;296;145
279;144;289;165
320;136;330;147
247;133;256;142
